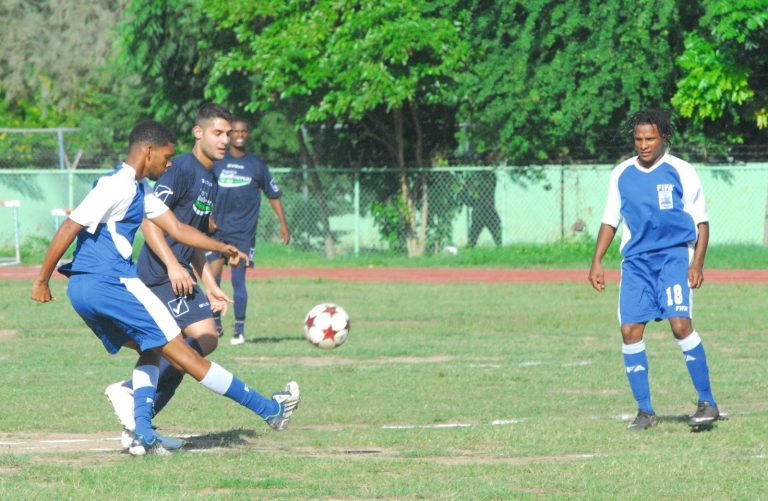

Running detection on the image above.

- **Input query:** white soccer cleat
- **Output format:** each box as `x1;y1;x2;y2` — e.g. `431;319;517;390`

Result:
121;429;184;451
128;436;171;457
105;381;135;432
266;381;300;431
230;334;246;345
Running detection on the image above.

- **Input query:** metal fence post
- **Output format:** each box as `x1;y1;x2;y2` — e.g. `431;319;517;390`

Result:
354;173;360;256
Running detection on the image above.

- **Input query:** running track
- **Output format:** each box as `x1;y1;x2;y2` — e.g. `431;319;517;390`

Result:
4;266;768;283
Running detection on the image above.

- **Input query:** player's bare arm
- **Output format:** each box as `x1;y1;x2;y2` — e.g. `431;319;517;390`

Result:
31;218;84;302
269;198;291;245
150;209;246;265
689;222;709;289
141;218;196;296
191;249;232;315
588;223;617;292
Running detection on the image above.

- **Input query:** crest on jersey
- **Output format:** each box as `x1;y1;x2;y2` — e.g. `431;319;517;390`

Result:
154;184;174;203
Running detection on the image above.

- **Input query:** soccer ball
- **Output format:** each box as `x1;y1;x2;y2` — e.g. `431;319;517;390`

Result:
304;303;350;349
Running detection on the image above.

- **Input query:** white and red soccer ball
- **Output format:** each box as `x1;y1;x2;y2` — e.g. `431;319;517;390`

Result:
304;303;350;349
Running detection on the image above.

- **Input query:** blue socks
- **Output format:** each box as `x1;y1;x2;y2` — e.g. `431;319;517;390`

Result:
199;362;278;418
623;340;653;414
678;331;716;406
133;364;159;445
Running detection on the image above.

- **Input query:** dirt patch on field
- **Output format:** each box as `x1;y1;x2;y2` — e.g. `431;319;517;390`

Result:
0;329;17;341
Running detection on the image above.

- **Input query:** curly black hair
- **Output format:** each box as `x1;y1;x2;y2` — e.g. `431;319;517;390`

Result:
623;109;675;143
128;120;176;148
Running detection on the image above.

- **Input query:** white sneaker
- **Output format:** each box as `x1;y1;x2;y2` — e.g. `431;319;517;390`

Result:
266;381;300;431
230;334;246;345
121;429;184;451
128;436;171;457
105;381;135;432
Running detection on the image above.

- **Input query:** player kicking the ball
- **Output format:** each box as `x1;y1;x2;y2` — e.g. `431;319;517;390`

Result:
589;109;719;431
32;120;300;455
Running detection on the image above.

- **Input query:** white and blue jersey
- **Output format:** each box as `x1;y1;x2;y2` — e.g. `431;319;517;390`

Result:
601;153;707;257
137;152;217;286
601;153;708;323
211;152;281;253
61;163;181;353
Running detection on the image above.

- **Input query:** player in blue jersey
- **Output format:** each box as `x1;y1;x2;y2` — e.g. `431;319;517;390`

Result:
206;117;291;345
32;120;300;455
589;109;719;431
102;104;286;444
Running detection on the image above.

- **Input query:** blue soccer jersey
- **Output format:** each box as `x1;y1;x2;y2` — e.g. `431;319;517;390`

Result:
61;163;169;278
601;153;708;257
59;163;180;354
137;152;217;285
211;152;281;252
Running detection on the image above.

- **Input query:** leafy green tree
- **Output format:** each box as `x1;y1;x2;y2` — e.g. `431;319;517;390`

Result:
203;0;469;256
457;0;691;165
672;0;768;140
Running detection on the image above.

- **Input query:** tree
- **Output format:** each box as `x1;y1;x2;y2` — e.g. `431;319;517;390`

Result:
0;0;125;123
204;0;469;256
457;0;692;165
672;0;768;139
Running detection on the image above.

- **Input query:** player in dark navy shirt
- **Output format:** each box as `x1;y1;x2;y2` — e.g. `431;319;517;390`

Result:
104;105;274;438
32;120;299;455
589;109;719;431
206;118;290;345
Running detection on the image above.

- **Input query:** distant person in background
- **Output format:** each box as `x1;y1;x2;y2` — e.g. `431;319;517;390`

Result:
463;170;502;247
588;108;719;431
207;117;290;346
31;120;300;456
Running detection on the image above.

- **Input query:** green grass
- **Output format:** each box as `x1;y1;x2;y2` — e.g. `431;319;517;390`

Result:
0;278;766;499
7;232;768;269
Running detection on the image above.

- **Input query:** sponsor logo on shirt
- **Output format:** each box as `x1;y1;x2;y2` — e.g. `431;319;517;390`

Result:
218;170;251;187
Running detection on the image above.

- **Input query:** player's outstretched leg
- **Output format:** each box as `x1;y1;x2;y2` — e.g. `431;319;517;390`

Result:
161;336;301;430
678;331;719;428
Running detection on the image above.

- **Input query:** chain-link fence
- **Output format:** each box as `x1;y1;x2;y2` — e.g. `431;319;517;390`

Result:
1;164;766;257
0;128;114;169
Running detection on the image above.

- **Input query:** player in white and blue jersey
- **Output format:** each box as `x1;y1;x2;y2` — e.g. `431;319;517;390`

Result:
32;120;300;455
206;118;291;346
589;109;719;431
104;104;273;439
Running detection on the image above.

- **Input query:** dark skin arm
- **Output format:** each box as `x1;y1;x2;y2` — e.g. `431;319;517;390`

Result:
689;222;709;289
588;223;617;292
31;218;83;302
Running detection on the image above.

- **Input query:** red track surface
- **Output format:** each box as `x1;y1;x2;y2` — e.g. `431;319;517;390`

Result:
5;266;768;283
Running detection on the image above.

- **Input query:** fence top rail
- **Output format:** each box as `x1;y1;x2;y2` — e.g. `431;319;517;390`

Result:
0;127;80;133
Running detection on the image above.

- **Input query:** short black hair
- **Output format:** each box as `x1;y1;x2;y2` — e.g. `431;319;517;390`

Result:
128;120;176;147
231;117;249;128
195;102;232;126
624;109;675;143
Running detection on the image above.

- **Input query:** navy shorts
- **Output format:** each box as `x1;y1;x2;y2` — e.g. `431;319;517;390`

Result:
618;245;694;325
148;281;214;329
67;274;180;354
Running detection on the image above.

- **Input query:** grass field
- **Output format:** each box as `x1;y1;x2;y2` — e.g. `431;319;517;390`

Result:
1;275;766;499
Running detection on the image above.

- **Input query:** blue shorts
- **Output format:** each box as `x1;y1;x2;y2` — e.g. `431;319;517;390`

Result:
148;281;214;329
67;274;180;354
618;245;694;324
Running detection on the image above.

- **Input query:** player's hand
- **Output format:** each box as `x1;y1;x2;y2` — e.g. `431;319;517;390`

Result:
207;286;233;315
167;262;196;296
222;244;249;267
31;280;54;302
588;262;606;292
281;227;291;245
688;264;704;289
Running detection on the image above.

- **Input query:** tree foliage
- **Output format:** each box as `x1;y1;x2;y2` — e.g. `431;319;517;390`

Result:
672;0;768;135
458;0;691;164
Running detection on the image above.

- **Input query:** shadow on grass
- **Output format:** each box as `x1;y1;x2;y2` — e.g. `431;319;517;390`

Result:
658;413;727;433
184;428;262;450
247;335;306;345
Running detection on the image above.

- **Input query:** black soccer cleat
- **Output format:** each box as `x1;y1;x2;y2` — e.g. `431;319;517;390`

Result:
627;409;658;431
688;401;720;429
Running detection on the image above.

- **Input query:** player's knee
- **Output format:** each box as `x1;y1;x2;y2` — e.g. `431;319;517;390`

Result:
669;317;693;339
